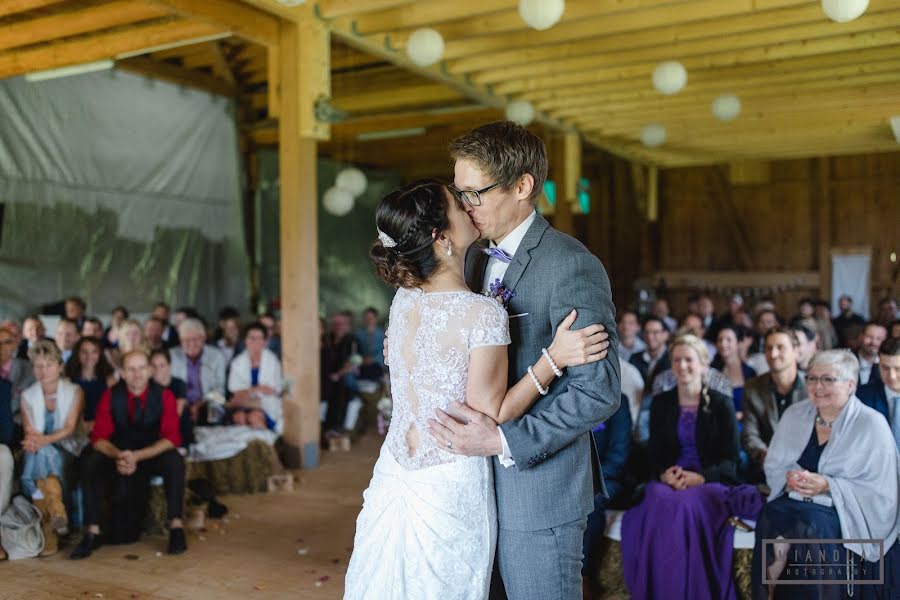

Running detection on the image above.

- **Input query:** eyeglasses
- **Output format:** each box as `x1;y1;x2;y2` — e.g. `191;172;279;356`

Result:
449;182;501;207
806;375;845;388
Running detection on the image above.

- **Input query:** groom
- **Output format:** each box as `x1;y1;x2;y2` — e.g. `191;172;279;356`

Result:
428;121;621;599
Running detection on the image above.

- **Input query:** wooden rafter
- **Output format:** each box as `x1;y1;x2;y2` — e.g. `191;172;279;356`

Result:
117;55;238;96
144;0;279;47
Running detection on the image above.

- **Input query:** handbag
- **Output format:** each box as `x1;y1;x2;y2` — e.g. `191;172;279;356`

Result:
0;495;45;559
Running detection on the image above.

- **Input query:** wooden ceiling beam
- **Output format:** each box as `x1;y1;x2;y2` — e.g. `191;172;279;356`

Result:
0;17;228;79
333;0;511;36
144;0;279;47
117;55;238;96
495;27;900;95
335;83;467;113
447;1;827;75
316;0;416;20
473;9;900;86
0;0;67;19
0;1;170;53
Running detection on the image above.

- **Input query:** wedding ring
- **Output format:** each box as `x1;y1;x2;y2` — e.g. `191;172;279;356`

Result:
447;440;453;449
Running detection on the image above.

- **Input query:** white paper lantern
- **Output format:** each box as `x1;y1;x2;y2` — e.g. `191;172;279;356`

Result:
821;0;868;22
322;186;354;216
640;123;667;148
335;167;367;197
711;93;741;122
406;28;444;67
652;61;687;95
519;0;565;31
506;100;536;126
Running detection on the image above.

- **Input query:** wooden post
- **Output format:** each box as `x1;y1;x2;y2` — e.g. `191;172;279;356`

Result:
813;157;832;300
278;14;330;469
553;132;579;235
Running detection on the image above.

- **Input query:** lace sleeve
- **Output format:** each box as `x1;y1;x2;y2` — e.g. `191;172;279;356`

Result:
467;298;511;351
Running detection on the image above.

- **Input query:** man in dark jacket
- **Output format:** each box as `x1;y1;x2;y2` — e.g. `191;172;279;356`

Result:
857;337;900;451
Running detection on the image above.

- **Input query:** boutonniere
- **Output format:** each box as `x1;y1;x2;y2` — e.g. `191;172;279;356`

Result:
485;278;516;310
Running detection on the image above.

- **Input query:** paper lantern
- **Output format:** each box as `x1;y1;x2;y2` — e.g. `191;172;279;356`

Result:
335;167;367;197
322;186;354;216
506;100;536;126
821;0;868;22
711;93;741;121
519;0;565;31
406;28;444;67
652;61;687;95
640;124;667;148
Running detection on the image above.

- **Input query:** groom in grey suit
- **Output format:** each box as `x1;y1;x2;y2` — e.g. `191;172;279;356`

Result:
428;121;621;599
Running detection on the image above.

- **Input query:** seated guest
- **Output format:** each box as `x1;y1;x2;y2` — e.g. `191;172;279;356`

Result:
216;315;242;366
0;325;35;424
857;337;900;449
151;303;179;348
652;298;678;337
64;296;87;331
877;296;899;328
857;321;887;386
64;337;116;431
889;319;900;341
621;334;760;600
813;301;839;350
752;350;900;599
54;318;80;364
18;315;49;360
742;327;806;475
629;316;670;386
355;307;386;383
227;323;283;432
21;340;86;555
170;319;226;424
150;349;192;448
620;357;645;431
681;313;717;360
103;305;129;349
108;319;147;373
582;396;632;596
143;317;167;352
711;324;757;417
81;318;104;340
833;294;866;350
259;312;282;359
617;310;646;363
0;379;11;560
790;321;818;374
747;309;781;374
71;351;186;559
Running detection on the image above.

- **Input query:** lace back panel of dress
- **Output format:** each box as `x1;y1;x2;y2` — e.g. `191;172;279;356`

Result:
385;288;505;470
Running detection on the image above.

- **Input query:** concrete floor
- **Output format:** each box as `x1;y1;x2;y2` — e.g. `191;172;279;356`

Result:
0;435;382;600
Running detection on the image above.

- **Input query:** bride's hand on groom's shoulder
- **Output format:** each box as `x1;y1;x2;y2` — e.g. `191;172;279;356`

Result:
547;309;610;369
427;402;502;457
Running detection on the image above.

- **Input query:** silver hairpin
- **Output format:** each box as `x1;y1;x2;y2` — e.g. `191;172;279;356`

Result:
377;228;397;248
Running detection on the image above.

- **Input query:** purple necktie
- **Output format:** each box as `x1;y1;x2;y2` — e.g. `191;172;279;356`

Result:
482;247;512;263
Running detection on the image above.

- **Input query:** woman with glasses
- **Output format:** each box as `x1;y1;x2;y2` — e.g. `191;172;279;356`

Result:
226;322;283;432
752;349;900;599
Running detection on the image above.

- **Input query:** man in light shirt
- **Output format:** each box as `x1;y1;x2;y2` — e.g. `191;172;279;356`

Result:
617;310;646;363
856;322;887;386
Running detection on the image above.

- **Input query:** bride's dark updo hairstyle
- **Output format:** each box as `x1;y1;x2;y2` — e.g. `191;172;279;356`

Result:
370;179;452;288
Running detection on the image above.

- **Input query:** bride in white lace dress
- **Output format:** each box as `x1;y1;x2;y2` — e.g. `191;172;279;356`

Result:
344;181;605;600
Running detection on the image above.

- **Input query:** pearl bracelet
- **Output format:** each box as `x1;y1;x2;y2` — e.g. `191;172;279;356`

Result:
527;366;549;396
541;348;563;378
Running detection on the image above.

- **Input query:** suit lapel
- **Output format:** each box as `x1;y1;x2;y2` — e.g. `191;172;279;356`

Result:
464;240;489;293
501;213;550;293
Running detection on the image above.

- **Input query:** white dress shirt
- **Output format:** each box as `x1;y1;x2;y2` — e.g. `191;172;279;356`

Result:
483;211;537;468
859;355;877;385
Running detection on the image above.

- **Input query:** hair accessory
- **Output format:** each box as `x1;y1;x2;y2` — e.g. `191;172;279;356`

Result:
377;228;397;248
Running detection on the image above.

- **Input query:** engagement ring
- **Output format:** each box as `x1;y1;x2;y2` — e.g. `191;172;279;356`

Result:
446;440;453;449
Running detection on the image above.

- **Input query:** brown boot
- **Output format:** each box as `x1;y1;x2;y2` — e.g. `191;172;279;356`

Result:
37;476;67;535
32;497;58;557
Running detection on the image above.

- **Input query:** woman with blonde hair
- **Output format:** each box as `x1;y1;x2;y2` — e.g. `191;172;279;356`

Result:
20;340;87;555
622;334;763;600
108;319;148;374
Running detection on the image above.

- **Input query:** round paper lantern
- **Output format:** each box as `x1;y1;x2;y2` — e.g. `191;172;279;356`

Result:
406;28;444;67
506;100;536;126
519;0;565;31
652;61;687;95
640;123;667;148
322;186;354;216
335;167;367;197
821;0;868;22
711;93;741;121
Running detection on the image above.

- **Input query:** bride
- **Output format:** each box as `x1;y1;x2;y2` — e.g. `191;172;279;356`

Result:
344;180;606;599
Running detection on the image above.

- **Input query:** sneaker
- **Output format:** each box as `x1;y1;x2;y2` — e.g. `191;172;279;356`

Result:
168;527;187;555
70;532;102;560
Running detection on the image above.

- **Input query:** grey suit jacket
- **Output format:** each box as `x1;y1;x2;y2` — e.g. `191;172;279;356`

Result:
170;345;227;397
6;358;35;419
465;213;621;531
741;373;808;464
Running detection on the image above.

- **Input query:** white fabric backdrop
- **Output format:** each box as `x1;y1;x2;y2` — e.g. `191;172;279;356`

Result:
831;252;871;318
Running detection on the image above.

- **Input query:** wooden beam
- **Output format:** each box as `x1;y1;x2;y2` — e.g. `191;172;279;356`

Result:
117;56;238;96
334;0;511;36
316;0;415;19
0;1;171;53
0;0;66;19
0;18;229;80
278;15;322;469
145;0;279;47
209;41;237;86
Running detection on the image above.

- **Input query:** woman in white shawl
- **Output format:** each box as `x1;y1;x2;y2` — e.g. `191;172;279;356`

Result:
752;349;900;600
227;322;283;433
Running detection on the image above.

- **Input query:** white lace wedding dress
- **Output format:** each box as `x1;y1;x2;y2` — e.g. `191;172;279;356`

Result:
344;287;510;600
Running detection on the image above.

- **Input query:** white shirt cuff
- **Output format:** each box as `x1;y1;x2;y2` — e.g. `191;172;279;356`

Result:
497;426;515;467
